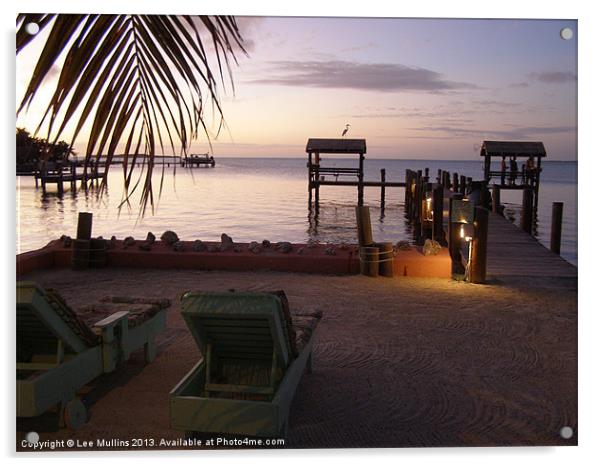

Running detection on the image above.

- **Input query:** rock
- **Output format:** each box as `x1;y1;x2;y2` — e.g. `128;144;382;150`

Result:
109;236;117;249
297;247;305;255
123;236;136;247
423;239;442;256
206;244;219;253
233;246;242;253
60;235;72;247
325;247;336;256
307;239;319;249
192;240;206;252
146;232;156;244
262;239;271;248
395;240;412;251
249;241;262;254
220;233;234;251
139;241;152;251
275;241;293;253
160;230;179;246
338;242;350;250
173;241;185;252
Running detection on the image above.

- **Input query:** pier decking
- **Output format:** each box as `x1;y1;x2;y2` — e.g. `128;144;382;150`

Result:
485;212;577;280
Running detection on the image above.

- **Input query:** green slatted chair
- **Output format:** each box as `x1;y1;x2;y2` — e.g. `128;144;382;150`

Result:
170;291;321;438
16;281;168;429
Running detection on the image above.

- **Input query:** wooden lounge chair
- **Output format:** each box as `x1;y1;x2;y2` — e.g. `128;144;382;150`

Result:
16;281;169;429
170;290;322;438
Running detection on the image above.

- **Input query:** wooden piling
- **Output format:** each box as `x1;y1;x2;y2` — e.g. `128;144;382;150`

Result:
550;202;563;254
520;187;534;235
380;168;386;211
491;185;501;214
358;153;365;206
469;206;489;284
58;167;64;195
452;173;458;192
404;169;412;217
421;182;433;241
432;183;444;244
459;175;466;196
448;194;465;279
76;212;93;240
355;206;374;247
413;172;423;244
444;171;451;190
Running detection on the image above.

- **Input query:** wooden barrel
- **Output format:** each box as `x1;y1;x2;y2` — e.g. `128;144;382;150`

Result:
376;242;394;277
89;238;108;268
359;246;379;277
71;239;90;270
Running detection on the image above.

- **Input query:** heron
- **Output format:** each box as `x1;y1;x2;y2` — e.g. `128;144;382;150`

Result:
341;124;350;138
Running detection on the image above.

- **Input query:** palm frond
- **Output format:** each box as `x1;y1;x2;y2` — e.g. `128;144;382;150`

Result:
16;13;246;213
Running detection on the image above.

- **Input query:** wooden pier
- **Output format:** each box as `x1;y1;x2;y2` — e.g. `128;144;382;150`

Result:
483;209;576;280
306;138;405;209
34;161;105;194
180;153;215;168
403;156;576;284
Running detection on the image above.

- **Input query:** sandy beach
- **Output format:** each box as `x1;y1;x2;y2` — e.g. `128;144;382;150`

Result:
17;267;577;449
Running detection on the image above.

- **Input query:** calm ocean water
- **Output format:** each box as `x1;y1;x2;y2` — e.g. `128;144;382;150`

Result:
16;157;577;266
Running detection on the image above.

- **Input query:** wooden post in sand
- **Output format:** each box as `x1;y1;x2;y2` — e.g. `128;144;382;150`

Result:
468;206;489;284
73;212;93;270
550;202;563;254
77;212;93;240
452;173;459;192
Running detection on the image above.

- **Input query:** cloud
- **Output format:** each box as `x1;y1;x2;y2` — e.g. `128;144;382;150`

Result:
529;71;577;84
411;125;575;139
509;81;529;88
248;60;478;92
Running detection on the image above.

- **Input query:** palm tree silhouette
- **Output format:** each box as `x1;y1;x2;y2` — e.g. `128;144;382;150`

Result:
16;14;246;213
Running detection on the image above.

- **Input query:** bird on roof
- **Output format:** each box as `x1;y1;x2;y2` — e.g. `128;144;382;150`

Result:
341;124;350;138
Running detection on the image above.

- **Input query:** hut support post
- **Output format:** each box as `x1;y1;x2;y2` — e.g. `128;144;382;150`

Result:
358;153;365;206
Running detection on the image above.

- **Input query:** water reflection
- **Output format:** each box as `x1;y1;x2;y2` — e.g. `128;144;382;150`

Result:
16;158;577;265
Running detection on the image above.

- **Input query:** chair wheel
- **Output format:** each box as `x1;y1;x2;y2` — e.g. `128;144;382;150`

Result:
64;398;87;430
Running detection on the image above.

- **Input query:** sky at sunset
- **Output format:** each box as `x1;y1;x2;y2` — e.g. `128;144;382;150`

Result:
16;16;577;160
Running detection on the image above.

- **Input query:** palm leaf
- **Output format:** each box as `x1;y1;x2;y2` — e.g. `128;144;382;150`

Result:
17;13;246;213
